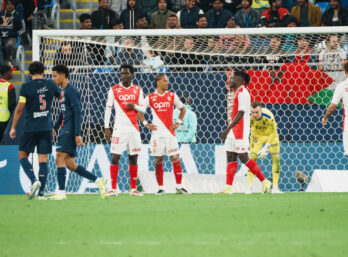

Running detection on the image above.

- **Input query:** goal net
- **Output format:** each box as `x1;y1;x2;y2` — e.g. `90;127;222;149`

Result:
32;27;348;194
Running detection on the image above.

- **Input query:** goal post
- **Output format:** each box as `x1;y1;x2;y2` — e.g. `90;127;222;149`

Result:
31;26;348;194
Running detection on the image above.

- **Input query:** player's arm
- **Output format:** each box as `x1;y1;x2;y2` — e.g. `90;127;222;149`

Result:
322;84;342;125
137;96;157;131
9;96;26;139
187;112;198;141
170;93;186;130
220;111;244;140
104;89;114;141
126;88;146;113
69;89;83;146
53;112;63;136
266;117;279;145
322;104;338;125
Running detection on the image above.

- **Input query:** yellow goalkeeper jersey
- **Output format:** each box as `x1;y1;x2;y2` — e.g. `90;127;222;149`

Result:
250;108;279;143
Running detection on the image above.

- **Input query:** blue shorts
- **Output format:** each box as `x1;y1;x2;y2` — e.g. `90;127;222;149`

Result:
19;130;52;154
56;131;76;157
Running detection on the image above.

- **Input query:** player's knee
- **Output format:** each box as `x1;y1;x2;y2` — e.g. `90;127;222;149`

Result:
238;153;249;164
155;156;164;164
55;153;65;167
171;154;180;163
129;155;138;165
226;152;237;162
111;154;120;165
18;151;29;160
271;154;280;173
66;160;77;171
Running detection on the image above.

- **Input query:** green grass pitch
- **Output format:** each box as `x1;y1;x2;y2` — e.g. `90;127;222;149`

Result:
1;193;348;257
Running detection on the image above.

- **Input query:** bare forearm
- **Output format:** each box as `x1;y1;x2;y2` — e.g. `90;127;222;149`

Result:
178;107;186;121
226;111;244;132
11;106;23;129
324;104;337;119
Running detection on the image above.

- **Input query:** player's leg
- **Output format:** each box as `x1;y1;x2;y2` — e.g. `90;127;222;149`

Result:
48;151;68;200
220;136;238;194
247;136;263;193
127;131;142;196
170;154;189;194
106;153;121;196
37;154;48;198
155;156;165;194
269;140;282;193
239;153;271;193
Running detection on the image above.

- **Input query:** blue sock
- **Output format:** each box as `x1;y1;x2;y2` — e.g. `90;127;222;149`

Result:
20;158;36;184
38;162;48;196
74;165;97;182
57;167;66;190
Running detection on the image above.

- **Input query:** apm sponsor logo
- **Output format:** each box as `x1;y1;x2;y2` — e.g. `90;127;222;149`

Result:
119;94;136;101
153;102;170;109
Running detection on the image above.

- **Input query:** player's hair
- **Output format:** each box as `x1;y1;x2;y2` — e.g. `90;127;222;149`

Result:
120;64;134;74
28;61;45;75
79;13;91;23
251;101;262;108
154;73;166;85
52;64;70;77
197;14;206;22
234;71;250;85
342;61;348;73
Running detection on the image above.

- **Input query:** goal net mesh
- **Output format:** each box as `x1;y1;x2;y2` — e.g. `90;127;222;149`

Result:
36;28;348;194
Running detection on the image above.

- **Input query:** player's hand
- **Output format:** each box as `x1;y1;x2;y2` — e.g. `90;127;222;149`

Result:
170;122;180;130
146;124;157;131
126;103;135;110
105;128;111;141
75;136;84;147
52;129;56;137
258;143;270;159
322;117;328;126
220;129;229;141
9;128;16;139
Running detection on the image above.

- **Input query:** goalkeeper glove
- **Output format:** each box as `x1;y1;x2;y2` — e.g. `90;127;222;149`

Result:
257;143;270;159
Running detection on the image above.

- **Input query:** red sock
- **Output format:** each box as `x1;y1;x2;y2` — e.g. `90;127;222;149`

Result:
245;159;265;182
226;162;238;185
129;165;138;189
173;161;182;185
110;164;119;190
155;163;164;186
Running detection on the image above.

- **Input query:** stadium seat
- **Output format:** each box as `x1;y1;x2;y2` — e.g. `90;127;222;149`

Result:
316;2;330;14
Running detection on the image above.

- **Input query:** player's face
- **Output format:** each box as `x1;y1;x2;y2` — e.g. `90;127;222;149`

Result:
120;68;133;84
157;75;169;90
229;75;244;89
52;71;66;86
81;19;92;29
251;106;262;120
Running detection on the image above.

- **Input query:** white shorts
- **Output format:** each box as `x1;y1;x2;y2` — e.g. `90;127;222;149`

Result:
225;136;250;153
150;135;180;157
344;131;348;155
110;130;141;155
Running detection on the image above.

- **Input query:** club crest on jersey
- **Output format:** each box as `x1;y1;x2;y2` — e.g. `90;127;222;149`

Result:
167;96;171;101
133;89;137;94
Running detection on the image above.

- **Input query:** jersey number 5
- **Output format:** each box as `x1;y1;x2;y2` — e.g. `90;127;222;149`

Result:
39;94;46;111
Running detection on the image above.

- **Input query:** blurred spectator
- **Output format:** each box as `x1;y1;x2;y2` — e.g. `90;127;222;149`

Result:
0;64;15;144
166;13;181;28
53;41;85;67
135;13;149;28
261;0;289;27
290;0;321;26
140;50;165;72
203;36;224;70
177;0;204;28
282;0;297;12
92;0;117;29
282;15;299;51
196;0;212;13
251;0;270;13
136;0;157;16
289;34;313;63
322;0;348;26
114;37;144;66
224;0;242;14
173;95;197;143
105;18;125;64
108;0;128;16
227;34;255;71
150;0;176;29
235;0;261;27
154;14;181;51
170;0;186;12
219;16;251;50
257;35;288;70
319;34;347;71
79;13;92;29
206;0;233;28
196;14;208;28
120;0;148;29
0;0;25;67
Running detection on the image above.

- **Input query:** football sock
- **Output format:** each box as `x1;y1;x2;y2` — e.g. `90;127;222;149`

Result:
247;171;254;185
75;165;97;182
38;162;48;196
110;164;119;190
272;154;280;187
129;165;138;189
173;161;182;185
226;162;238;186
57;167;67;190
20;158;36;184
155;163;164;187
245;159;265;182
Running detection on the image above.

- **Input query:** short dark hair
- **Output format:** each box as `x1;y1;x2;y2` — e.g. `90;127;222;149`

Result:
168;14;177;19
343;61;348;73
6;0;16;6
135;14;147;23
110;18;123;26
29;61;45;75
251;101;262;108
120;64;134;74
212;0;225;3
234;71;250;85
197;14;206;22
155;73;166;83
52;64;69;78
79;13;91;23
0;64;12;75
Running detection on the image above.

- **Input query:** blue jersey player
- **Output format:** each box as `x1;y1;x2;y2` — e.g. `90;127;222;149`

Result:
10;61;61;200
49;64;107;200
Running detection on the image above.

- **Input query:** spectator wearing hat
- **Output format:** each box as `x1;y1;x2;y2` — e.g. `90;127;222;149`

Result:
177;0;204;28
206;0;233;28
290;0;321;27
235;0;261;28
0;64;15;144
322;0;348;26
197;14;208;28
261;0;289;27
150;0;175;29
91;0;118;29
120;0;148;29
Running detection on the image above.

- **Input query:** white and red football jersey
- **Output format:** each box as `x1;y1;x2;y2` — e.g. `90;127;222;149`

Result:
105;83;144;132
331;78;348;132
144;90;184;137
229;86;250;140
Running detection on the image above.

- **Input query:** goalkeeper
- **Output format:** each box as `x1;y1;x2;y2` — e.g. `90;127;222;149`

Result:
247;101;282;194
